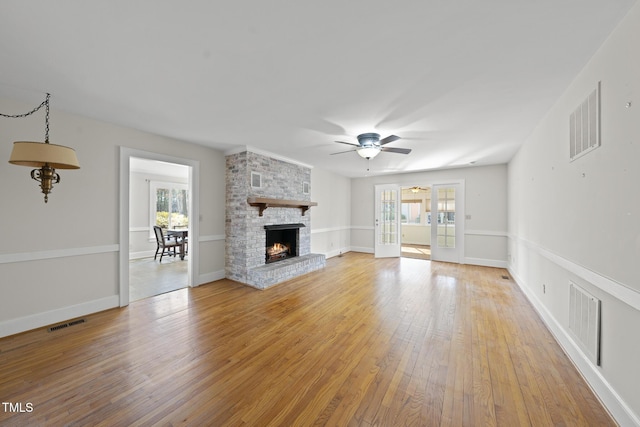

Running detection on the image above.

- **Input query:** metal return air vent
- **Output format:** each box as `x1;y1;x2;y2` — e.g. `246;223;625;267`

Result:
568;282;601;365
569;82;600;161
48;318;86;332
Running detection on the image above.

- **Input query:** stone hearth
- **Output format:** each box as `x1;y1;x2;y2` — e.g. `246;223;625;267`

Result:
225;150;326;289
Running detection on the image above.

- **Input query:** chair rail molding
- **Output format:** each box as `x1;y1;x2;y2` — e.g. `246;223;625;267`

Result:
0;244;119;264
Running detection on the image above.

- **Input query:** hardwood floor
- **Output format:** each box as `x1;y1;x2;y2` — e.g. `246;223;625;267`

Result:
401;244;431;260
0;253;614;426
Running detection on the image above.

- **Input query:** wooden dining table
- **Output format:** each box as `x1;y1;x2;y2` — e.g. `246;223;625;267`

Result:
166;229;188;260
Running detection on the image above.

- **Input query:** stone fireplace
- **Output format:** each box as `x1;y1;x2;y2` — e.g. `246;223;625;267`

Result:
225;150;326;289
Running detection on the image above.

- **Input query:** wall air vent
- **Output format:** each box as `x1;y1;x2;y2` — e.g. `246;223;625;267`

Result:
569;82;600;161
568;282;601;365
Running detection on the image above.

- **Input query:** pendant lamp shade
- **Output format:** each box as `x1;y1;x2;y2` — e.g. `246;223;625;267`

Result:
9;141;80;169
2;93;80;203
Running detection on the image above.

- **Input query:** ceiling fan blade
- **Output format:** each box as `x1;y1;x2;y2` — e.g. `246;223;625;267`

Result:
334;140;360;147
330;149;358;155
381;147;411;154
379;135;401;145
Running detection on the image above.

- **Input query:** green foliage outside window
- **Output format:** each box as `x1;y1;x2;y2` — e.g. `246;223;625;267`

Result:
155;187;189;229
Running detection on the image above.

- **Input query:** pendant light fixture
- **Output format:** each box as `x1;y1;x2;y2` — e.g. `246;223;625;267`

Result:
2;93;80;203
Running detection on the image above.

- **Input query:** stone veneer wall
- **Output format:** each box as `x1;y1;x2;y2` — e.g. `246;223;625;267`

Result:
225;151;325;288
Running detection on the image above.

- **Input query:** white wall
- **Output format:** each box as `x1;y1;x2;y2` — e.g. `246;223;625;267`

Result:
0;96;226;337
350;164;508;267
401;225;430;245
310;167;351;258
507;3;640;424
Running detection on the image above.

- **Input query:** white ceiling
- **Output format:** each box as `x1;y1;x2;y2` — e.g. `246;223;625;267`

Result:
0;1;635;177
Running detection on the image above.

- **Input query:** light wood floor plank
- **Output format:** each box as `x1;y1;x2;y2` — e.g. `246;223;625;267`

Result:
0;253;615;426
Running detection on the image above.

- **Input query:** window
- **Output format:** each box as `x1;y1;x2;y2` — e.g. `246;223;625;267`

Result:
401;201;422;224
150;181;189;234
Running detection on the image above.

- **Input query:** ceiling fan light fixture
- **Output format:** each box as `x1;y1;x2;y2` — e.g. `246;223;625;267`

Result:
331;132;408;161
357;146;381;159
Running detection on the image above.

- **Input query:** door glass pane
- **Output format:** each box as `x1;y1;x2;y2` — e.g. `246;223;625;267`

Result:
379;189;397;245
436;187;455;248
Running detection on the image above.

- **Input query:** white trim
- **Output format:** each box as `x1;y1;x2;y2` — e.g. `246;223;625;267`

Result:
224;145;314;170
199;234;225;242
320;247;352;259
311;226;351;234
508;266;640;427
464;257;508;268
351;225;375;231
509;235;640;311
350;246;374;254
129;235;223;260
0;295;119;338
465;229;508;237
0;244;119;264
129;227;149;233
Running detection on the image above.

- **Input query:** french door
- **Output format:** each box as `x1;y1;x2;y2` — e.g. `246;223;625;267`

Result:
374;184;401;258
430;182;464;263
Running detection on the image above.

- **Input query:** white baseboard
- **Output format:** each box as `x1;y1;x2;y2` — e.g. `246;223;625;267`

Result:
350;246;374;254
465;257;508;268
509;267;640;427
0;295;120;338
322;247;351;259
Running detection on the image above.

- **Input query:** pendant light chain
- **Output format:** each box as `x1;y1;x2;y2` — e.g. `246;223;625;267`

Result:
4;92;79;203
44;93;50;143
0;93;50;143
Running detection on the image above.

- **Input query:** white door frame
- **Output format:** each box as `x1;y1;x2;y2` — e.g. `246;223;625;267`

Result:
374;184;401;258
430;180;465;264
119;147;200;307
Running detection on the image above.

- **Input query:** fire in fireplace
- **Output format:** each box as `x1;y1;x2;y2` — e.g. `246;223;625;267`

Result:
264;223;304;264
267;242;290;262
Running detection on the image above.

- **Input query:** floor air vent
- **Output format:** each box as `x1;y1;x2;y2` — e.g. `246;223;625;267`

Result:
48;318;86;332
568;282;600;365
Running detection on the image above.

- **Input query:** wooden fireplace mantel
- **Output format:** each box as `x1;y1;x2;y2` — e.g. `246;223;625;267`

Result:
247;197;318;217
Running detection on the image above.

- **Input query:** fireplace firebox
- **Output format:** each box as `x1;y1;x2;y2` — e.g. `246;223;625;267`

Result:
264;223;305;264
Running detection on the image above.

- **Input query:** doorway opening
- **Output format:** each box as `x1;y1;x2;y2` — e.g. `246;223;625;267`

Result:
119;147;200;307
129;157;190;301
400;186;431;261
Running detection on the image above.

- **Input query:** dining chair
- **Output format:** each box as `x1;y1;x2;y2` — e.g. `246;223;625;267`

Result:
153;226;182;262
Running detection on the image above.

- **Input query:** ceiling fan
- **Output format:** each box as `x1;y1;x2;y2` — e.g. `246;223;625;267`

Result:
331;133;411;159
407;186;429;193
